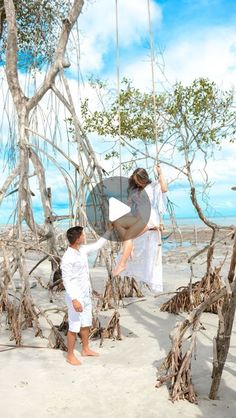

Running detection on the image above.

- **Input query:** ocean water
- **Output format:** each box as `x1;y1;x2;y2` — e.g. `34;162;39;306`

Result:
164;216;236;227
0;216;235;230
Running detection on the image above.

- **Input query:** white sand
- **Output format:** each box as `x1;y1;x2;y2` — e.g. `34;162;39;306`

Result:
0;255;236;418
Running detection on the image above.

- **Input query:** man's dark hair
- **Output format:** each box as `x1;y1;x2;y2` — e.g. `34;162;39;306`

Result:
66;226;84;244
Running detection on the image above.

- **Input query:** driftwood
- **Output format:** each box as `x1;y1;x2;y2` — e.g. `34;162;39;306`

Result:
99;310;122;347
209;232;236;399
56;309;122;348
156;287;227;403
101;276;144;310
160;267;224;314
0;0;120;348
157;232;236;402
160;228;234;316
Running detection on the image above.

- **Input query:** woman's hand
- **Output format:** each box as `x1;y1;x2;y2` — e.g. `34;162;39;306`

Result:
155;164;162;176
155;164;168;192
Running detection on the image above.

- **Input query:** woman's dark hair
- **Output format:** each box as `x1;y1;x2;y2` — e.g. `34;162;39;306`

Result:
128;168;151;191
66;226;83;244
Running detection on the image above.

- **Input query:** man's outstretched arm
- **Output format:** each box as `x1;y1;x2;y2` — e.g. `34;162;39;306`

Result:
82;230;112;254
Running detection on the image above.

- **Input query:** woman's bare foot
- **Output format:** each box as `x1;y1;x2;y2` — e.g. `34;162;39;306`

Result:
81;349;99;357
66;354;81;365
130;246;134;260
112;263;126;277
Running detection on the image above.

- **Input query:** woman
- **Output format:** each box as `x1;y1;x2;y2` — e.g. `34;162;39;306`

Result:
112;164;168;277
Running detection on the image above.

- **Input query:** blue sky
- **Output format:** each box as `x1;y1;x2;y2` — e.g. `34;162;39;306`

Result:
73;0;236;79
157;0;236;35
0;0;236;224
73;0;236;219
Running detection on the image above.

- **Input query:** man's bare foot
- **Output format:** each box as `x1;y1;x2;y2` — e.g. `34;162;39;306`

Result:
81;349;100;357
112;263;126;276
66;354;81;365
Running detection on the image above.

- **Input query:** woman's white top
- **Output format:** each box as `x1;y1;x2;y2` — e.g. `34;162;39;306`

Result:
130;180;167;228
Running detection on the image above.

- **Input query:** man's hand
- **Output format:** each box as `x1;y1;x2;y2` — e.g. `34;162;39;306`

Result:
159;223;165;232
72;299;83;312
106;221;114;231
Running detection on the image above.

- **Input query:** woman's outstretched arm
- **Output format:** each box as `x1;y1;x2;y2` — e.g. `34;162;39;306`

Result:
155;164;168;192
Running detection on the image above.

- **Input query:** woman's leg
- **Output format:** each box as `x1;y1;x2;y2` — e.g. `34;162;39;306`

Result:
111;223;133;276
113;214;138;233
123;217;148;240
112;214;138;242
112;239;134;276
113;223;127;240
112;215;138;276
112;219;150;276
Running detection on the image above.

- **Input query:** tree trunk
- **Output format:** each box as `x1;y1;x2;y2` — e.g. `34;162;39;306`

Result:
209;233;236;399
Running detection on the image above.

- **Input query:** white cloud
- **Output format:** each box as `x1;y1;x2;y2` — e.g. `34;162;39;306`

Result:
164;26;236;89
117;25;236;93
205;151;236;184
70;0;162;73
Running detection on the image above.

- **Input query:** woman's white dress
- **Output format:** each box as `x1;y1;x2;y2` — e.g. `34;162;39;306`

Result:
118;181;167;292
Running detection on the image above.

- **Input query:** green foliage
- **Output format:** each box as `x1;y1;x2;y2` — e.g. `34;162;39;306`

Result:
165;78;235;148
81;77;236;162
81;78;166;143
0;0;70;69
104;150;119;160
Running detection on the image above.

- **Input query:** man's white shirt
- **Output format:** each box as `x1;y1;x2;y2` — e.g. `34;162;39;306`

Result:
61;237;108;302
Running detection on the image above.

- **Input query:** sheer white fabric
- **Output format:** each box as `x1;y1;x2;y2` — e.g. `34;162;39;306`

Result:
130;181;167;228
118;181;167;291
119;229;163;292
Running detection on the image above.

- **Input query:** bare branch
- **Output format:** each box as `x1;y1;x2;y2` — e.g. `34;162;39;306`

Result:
27;0;84;111
4;0;27;110
0;163;19;204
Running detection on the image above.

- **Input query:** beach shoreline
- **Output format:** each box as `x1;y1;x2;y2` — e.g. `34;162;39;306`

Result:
0;229;236;417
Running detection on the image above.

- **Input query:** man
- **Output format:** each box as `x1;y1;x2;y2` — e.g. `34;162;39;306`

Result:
61;226;111;365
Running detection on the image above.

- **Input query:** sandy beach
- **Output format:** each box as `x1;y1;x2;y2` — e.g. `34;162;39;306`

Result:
0;229;236;418
1;0;236;417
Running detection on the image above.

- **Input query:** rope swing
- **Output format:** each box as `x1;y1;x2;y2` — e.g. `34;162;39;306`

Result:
146;0;180;242
113;1;179;244
147;0;159;163
115;0;159;171
115;0;123;201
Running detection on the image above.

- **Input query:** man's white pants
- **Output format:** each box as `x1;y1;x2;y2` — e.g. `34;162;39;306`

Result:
65;294;92;333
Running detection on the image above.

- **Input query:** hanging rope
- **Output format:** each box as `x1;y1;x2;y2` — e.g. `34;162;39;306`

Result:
147;0;159;162
147;1;180;238
115;0;123;199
